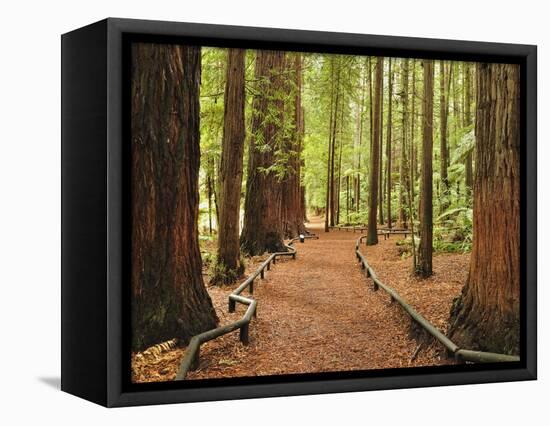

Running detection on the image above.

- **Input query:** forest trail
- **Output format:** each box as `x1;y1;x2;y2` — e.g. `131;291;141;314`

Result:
132;217;465;382
177;217;459;380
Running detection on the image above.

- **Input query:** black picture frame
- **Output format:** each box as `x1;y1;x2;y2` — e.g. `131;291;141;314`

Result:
61;17;537;407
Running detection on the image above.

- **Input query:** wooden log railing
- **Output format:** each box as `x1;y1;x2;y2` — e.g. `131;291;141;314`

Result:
330;225;413;240
175;233;319;380
354;234;520;364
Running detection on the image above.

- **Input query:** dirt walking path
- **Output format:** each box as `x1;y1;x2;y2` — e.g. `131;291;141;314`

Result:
132;217;463;383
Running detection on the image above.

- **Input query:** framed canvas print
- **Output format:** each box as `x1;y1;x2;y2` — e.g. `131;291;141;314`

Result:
61;18;537;407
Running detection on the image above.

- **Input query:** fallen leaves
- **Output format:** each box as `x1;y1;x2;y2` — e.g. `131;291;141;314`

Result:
132;218;465;383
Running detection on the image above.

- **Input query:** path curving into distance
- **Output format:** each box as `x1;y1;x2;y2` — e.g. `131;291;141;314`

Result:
184;217;452;380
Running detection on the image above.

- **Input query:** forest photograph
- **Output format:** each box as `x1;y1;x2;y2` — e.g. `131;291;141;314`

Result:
130;42;520;384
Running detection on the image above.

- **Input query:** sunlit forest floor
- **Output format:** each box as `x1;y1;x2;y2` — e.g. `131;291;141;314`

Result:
132;217;468;383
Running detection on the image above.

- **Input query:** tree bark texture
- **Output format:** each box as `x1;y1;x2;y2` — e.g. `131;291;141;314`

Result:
367;57;383;245
131;43;218;351
282;54;306;238
324;59;335;232
448;63;520;355
386;58;394;229
240;50;287;255
439;60;451;204
398;58;409;228
417;60;434;277
213;48;246;284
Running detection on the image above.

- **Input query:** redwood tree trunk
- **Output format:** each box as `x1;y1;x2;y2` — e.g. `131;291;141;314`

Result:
398;58;409;228
131;43;218;351
448;63;520;355
367;57;383;245
330;62;341;228
378;67;385;226
416;59;434;277
282;54;306;238
386;58;393;229
439;60;451;209
324;59;335;232
213;48;246;284
240;50;287;255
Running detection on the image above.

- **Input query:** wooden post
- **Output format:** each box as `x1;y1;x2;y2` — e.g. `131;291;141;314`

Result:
228;298;236;313
240;323;249;345
249;280;254;294
260;268;265;279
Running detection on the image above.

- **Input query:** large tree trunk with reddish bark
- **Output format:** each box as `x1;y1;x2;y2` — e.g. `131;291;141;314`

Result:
448;63;520;355
212;48;246;284
130;43;218;351
416;59;434;277
282;54;306;238
366;57;383;245
240;50;287;255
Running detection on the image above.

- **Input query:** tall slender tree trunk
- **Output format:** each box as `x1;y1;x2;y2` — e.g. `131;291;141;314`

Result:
410;61;417;211
368;56;374;203
386;58;394;229
330;62;341;227
416;59;434;277
282;54;306;237
240;50;287;255
409;60;418;269
357;68;366;212
207;173;213;234
464;63;474;196
398;58;409;228
367;57;383;245
210;157;220;228
439;60;451;211
213;48;246;284
448;63;520;355
346;175;350;222
336;81;345;225
131;43;218;350
324;59;335;232
378;65;385;226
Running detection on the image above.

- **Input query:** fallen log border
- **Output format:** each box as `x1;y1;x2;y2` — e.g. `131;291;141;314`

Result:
354;234;519;364
175;232;319;380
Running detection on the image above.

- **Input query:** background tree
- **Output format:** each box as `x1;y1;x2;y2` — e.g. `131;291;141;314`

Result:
131;43;218;350
324;58;336;232
366;57;383;245
378;63;385;226
464;62;474;196
439;60;451;210
448;63;520;355
212;48;246;284
398;58;409;228
282;54;306;237
240;50;287;255
416;59;434;277
386;58;394;229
